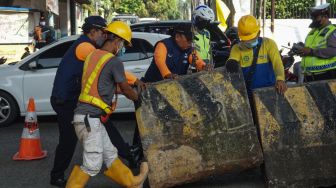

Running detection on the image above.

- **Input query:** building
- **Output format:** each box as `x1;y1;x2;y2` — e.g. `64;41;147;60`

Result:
0;0;89;63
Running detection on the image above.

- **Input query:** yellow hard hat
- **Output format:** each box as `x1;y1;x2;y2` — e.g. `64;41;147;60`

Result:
238;15;260;41
105;21;132;45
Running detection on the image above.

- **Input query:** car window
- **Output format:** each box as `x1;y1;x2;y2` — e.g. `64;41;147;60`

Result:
37;41;74;69
119;38;154;62
131;22;227;42
132;26;173;35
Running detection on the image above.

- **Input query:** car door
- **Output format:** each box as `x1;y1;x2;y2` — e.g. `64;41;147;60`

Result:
115;37;155;112
22;41;74;114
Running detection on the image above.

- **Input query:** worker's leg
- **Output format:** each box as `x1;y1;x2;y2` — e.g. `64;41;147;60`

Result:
66;115;105;187
102;124;148;188
50;98;77;186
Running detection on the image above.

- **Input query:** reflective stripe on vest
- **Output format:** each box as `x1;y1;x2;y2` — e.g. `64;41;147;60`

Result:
194;30;211;63
79;50;115;115
302;24;336;73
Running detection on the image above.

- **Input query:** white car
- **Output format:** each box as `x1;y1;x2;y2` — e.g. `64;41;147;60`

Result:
0;32;169;127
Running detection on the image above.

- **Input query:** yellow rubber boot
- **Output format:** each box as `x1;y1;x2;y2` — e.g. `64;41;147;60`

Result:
65;165;90;188
104;158;149;188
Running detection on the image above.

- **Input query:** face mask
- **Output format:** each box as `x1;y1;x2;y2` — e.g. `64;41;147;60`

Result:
249;39;259;48
116;42;126;57
39;21;46;26
95;36;106;48
117;47;126;57
309;19;322;28
240;38;258;49
195;18;210;31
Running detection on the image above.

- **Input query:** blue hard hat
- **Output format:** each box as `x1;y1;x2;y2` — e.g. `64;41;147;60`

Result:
83;16;107;29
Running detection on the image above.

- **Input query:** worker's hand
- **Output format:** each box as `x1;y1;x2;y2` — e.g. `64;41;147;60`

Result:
164;73;178;80
275;80;287;95
225;59;240;73
205;63;214;71
134;79;147;92
298;47;313;56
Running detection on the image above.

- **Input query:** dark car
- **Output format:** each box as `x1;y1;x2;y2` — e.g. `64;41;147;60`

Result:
131;20;232;67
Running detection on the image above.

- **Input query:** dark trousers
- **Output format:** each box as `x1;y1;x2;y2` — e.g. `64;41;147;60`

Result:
50;97;134;179
104;119;132;160
304;69;336;82
50;97;77;180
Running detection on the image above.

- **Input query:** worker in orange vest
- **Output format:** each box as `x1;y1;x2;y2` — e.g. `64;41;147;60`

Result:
66;21;148;187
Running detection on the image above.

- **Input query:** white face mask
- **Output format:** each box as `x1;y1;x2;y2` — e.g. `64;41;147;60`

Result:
116;41;126;57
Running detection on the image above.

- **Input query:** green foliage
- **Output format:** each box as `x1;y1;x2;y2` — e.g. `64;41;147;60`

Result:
100;0;113;21
178;0;191;20
83;0;185;20
116;0;148;17
146;0;181;20
256;0;316;19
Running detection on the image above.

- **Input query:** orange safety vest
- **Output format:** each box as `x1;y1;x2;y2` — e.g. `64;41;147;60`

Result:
79;49;117;115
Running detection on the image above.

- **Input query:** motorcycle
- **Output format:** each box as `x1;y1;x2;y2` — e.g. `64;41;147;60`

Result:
280;42;304;84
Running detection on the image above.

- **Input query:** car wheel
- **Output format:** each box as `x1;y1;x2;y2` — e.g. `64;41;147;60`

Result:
0;91;18;127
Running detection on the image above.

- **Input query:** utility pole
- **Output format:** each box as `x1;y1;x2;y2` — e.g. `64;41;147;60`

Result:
258;0;263;19
263;0;266;36
95;0;99;15
70;0;76;35
271;0;275;32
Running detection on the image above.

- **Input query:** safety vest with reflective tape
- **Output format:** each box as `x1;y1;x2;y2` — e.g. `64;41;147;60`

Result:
302;24;336;73
194;29;211;64
79;50;117;115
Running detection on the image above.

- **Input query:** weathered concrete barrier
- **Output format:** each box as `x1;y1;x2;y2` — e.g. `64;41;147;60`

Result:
136;67;263;188
254;80;336;187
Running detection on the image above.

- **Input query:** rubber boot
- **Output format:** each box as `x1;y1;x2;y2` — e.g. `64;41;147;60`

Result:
104;158;148;188
65;165;90;188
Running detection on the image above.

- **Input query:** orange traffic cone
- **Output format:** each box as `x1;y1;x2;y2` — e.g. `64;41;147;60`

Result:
13;98;47;160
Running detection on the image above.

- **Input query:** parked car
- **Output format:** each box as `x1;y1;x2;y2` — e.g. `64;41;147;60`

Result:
131;20;232;67
139;17;160;23
0;32;169;127
112;14;139;25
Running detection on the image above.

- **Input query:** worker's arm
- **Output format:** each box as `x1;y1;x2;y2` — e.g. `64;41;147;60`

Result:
124;71;146;91
188;51;206;71
118;81;138;101
154;42;172;78
110;59;139;101
75;42;96;61
225;45;242;73
227;44;241;63
268;39;287;94
313;30;336;58
125;71;137;85
268;39;285;81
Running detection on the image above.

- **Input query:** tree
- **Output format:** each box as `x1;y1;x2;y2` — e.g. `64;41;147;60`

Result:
255;0;317;19
116;0;148;17
178;0;191;20
146;0;181;20
83;0;185;20
100;0;113;21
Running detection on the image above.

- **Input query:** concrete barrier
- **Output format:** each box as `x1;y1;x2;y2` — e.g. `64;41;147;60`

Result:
254;80;336;187
136;67;263;188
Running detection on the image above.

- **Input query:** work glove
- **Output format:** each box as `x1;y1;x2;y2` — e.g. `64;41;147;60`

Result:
225;59;240;73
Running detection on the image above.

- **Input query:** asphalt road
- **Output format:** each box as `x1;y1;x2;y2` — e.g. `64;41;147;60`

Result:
0;114;265;188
